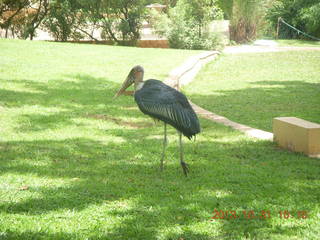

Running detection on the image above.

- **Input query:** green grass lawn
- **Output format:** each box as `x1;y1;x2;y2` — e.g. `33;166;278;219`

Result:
184;50;320;132
276;39;320;47
1;39;320;240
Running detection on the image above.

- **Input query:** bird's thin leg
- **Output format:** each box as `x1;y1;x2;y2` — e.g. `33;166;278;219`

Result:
179;132;189;176
160;123;167;171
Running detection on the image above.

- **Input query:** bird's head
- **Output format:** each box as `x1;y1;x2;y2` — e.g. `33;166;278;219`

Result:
114;65;144;99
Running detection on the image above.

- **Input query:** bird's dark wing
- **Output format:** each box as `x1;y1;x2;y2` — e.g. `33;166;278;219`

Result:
134;79;200;139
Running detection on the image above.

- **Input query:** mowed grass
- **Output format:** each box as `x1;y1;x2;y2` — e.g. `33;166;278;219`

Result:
276;39;320;47
184;50;320;132
0;39;320;240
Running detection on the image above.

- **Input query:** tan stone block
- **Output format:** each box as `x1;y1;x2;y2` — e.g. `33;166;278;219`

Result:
273;117;320;157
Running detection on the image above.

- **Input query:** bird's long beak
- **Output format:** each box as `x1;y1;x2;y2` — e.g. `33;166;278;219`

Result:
113;70;135;99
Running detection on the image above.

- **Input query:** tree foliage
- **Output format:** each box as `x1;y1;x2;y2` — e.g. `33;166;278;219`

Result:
0;0;30;38
42;0;84;41
229;0;266;43
217;0;233;19
0;0;50;39
267;0;320;39
0;0;147;44
6;0;318;45
150;0;224;50
23;0;49;40
301;2;320;36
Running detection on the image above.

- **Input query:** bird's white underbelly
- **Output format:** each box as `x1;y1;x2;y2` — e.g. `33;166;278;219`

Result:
135;82;145;91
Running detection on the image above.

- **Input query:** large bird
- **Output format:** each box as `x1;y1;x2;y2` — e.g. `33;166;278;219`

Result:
114;65;200;176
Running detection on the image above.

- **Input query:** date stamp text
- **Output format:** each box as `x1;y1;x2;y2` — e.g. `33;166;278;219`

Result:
210;209;308;220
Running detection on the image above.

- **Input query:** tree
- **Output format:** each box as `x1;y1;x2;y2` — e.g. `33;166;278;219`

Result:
144;0;178;7
104;0;146;44
23;0;49;40
229;0;265;43
150;0;224;50
78;0;146;45
301;2;320;38
267;0;320;39
0;0;51;40
217;0;233;19
0;0;30;38
42;0;84;41
1;0;149;43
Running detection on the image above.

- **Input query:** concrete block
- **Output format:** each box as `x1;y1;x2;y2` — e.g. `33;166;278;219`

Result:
273;117;320;157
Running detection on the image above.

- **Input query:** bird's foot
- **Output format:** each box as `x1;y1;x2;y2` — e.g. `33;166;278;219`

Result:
180;161;189;177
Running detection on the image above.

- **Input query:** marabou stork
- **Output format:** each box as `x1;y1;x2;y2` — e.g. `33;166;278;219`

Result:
114;66;200;176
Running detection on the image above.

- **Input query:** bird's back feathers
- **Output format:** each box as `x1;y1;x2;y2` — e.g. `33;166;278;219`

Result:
134;79;200;139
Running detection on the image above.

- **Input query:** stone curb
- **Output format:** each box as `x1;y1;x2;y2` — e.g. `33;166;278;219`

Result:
164;50;274;141
190;102;273;141
164;51;220;90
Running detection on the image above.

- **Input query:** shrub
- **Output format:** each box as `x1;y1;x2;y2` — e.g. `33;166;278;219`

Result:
42;0;85;41
149;0;224;50
92;0;146;45
266;0;320;39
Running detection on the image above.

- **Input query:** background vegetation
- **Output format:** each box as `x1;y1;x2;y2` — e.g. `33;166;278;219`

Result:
229;0;266;43
1;0;320;46
149;0;224;50
0;0;148;43
266;0;320;39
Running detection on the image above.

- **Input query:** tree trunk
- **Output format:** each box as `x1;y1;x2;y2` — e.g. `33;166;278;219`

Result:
30;29;34;40
74;25;100;42
24;0;49;40
101;18;121;44
230;0;259;43
1;4;26;38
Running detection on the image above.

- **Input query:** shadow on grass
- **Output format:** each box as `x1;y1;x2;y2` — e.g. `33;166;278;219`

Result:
187;80;320;132
0;74;150;132
1;74;320;239
1;133;320;239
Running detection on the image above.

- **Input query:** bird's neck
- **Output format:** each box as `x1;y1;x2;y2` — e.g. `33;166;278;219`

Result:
134;81;144;91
